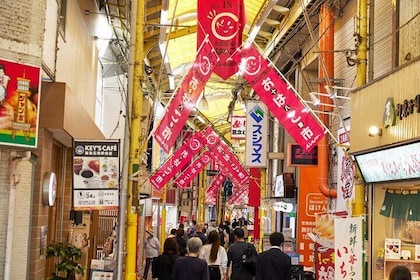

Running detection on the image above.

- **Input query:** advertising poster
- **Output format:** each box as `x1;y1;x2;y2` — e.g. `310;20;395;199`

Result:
314;213;335;280
296;166;329;266
197;0;245;80
0;58;41;148
73;140;120;210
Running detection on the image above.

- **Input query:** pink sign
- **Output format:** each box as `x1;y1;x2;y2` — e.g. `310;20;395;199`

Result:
227;185;248;205
206;172;226;199
154;38;219;153
202;126;249;184
232;44;325;152
149;131;205;190
174;150;212;189
197;0;245;80
213;142;249;184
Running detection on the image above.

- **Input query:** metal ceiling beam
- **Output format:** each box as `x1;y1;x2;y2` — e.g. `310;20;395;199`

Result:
264;0;317;54
167;26;198;40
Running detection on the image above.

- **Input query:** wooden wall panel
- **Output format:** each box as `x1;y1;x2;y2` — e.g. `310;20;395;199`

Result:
350;61;420;153
373;0;393;78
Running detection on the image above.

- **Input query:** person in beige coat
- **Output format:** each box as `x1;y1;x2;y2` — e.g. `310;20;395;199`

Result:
143;229;160;280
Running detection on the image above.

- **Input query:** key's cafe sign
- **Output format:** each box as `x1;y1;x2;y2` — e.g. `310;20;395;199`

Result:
383;95;420;128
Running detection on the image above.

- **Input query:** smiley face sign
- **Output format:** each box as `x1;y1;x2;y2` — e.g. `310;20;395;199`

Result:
197;0;245;80
209;11;241;41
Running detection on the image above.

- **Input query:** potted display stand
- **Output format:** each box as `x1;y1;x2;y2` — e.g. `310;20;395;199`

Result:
46;242;86;280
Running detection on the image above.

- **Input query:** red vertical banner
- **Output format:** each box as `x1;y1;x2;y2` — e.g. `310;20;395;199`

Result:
314;243;335;279
232;44;325;152
154;38;219;153
197;0;245;80
249;168;261;242
248;168;261;207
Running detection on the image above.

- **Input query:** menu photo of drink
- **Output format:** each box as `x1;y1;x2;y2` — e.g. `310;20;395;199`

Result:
73;140;120;210
385;238;401;259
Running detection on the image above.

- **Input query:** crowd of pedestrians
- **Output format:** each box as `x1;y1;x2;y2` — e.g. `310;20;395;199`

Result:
143;220;292;280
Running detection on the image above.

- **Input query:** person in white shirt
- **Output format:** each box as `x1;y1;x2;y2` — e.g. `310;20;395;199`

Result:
199;230;228;280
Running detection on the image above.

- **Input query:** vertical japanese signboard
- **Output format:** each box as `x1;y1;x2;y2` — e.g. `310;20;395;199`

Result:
0;58;41;148
336;127;355;212
334;217;364;280
245;101;268;167
73;140;120;210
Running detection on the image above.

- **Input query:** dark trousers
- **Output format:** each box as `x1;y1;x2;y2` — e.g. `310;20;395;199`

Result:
143;257;153;279
208;266;221;280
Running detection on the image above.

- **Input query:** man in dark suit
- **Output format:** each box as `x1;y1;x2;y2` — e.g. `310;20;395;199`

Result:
255;232;292;280
227;228;258;280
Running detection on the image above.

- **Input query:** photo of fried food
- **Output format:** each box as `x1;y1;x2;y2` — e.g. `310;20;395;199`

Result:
315;214;335;247
107;180;116;188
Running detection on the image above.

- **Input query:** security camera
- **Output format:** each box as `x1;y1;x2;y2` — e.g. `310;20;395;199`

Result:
344;50;352;58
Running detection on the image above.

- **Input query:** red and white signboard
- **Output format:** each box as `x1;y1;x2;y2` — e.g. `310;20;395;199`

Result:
231;115;246;139
197;0;245;80
149;131;205;190
154;38;219;153
232;44;325;152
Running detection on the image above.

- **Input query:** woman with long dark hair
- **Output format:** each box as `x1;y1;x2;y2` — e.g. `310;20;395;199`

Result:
175;228;187;256
199;230;228;280
154;237;180;280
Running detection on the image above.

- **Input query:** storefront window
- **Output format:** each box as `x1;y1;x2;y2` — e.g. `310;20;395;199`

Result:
380;191;420;244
